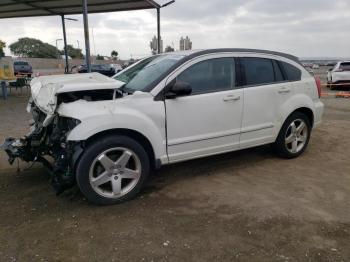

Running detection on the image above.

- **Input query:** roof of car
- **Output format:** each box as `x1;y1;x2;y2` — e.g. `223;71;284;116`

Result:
167;48;300;63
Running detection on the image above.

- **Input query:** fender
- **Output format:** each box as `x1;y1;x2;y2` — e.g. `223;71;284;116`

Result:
276;93;315;134
56;97;167;163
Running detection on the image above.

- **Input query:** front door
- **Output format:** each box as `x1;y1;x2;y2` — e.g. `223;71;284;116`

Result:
165;57;243;163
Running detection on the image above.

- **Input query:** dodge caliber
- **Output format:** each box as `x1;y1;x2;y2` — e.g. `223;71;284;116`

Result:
1;49;324;205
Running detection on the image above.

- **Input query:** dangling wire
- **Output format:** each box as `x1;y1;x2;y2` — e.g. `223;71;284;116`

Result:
16;158;20;173
16;155;39;173
22;155;38;171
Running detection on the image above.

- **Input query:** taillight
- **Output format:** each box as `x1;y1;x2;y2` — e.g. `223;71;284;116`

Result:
314;76;321;98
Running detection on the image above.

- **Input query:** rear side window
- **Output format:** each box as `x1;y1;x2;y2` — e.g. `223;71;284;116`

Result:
242;57;275;86
14;61;29;66
339;62;350;71
280;61;302;81
177;57;235;95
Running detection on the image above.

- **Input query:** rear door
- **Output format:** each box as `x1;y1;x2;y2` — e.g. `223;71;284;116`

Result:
239;57;294;148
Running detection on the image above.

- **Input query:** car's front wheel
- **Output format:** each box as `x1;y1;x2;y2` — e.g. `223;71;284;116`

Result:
76;135;150;205
273;112;311;159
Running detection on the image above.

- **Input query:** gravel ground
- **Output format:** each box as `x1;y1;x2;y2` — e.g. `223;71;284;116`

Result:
0;77;350;262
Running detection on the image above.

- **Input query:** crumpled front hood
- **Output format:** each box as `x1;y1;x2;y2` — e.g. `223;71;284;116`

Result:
30;72;125;114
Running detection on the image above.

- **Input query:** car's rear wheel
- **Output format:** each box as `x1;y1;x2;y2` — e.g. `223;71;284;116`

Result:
273;112;311;159
76;135;150;205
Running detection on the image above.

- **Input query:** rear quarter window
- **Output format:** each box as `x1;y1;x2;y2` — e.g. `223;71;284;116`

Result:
280;61;302;81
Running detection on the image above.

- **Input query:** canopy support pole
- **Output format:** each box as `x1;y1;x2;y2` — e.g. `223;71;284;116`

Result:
157;7;161;54
82;0;91;72
61;14;69;74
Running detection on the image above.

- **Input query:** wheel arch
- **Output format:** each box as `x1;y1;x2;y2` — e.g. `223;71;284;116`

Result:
82;128;160;170
290;107;314;127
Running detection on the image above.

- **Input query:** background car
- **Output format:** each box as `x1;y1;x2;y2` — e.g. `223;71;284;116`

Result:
109;63;123;74
13;60;32;77
122;59;136;69
78;64;116;77
327;61;350;89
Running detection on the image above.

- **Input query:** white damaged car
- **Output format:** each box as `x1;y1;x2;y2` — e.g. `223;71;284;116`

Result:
1;49;324;205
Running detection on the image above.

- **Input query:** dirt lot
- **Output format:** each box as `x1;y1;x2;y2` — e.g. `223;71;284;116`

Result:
0;82;350;261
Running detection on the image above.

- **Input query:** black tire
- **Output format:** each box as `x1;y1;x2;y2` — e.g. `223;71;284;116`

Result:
273;112;312;159
76;135;150;205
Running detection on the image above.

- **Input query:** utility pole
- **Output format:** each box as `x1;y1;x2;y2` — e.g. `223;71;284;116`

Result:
82;0;91;72
157;8;161;54
61;15;69;73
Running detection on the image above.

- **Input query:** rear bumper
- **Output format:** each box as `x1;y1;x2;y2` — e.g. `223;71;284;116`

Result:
15;71;32;76
330;80;350;87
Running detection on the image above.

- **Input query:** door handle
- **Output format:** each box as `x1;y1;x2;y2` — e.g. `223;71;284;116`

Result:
278;87;291;94
223;95;241;102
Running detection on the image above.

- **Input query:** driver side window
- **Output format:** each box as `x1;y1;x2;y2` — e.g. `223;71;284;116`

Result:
176;57;236;95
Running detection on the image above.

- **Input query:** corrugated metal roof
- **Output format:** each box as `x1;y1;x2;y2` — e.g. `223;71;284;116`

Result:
0;0;160;19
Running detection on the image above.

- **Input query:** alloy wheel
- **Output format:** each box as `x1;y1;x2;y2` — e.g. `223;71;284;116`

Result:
284;119;308;154
89;147;141;199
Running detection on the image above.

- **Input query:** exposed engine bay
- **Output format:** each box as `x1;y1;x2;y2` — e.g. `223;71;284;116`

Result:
0;73;126;194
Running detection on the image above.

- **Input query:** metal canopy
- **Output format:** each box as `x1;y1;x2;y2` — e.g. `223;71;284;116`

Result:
0;0;172;73
0;0;160;19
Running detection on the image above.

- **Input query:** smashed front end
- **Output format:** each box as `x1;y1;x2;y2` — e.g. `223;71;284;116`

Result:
1;73;124;194
1;99;82;194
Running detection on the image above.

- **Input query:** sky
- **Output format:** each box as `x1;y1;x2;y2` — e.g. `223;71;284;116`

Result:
0;0;350;60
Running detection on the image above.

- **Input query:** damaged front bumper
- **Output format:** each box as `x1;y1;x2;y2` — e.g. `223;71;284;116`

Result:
1;138;27;165
1;137;52;169
1;108;83;195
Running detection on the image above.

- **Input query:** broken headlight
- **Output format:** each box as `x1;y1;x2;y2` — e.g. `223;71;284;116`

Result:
63;117;81;131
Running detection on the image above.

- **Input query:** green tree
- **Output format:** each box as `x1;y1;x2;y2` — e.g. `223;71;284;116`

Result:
60;45;83;59
165;46;174;53
0;39;6;58
111;50;118;60
9;37;59;58
96;54;104;61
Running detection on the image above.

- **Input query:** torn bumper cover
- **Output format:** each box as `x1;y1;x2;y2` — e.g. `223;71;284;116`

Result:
1;138;26;165
1;137;52;169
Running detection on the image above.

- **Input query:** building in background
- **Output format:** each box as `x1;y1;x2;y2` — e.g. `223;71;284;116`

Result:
150;36;163;55
180;36;192;51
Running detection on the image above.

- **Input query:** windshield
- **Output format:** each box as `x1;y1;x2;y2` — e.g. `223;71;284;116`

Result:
114;54;185;92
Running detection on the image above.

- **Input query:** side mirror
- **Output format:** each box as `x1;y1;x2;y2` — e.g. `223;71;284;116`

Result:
165;81;192;99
